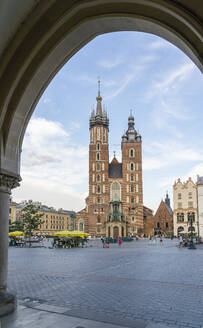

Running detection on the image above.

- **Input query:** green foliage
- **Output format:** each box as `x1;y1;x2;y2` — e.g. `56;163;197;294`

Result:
9;220;24;232
21;203;44;237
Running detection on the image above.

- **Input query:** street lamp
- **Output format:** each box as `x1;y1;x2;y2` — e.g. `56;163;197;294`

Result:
188;213;196;249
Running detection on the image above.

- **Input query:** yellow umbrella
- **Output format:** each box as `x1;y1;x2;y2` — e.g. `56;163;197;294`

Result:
8;231;24;237
52;230;89;238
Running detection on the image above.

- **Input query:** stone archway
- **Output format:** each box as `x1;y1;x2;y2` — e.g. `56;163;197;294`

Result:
0;0;202;317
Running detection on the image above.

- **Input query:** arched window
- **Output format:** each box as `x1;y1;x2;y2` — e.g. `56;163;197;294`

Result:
97;216;101;223
97;185;101;193
178;226;184;233
79;221;84;231
130;163;134;171
187;212;195;221
97;163;100;171
96;153;100;160
129;149;134;157
131;197;134;204
131;185;134;192
97;128;100;140
130;174;134;182
111;181;121;201
97;143;100;151
97;174;100;182
177;213;184;222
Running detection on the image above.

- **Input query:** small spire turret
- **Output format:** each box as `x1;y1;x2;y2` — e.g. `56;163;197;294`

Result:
96;79;102;116
89;80;109;130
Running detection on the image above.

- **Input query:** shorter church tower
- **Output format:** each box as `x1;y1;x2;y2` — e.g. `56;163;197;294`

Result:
121;113;144;236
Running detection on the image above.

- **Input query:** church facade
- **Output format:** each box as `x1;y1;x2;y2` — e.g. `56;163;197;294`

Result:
76;83;144;238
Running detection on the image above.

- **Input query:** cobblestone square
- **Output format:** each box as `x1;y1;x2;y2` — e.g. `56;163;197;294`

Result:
7;239;203;327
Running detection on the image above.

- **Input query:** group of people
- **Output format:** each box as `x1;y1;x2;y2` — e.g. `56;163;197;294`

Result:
101;236;123;248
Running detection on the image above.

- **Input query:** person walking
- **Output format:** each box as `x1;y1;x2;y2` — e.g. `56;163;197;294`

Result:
179;235;183;247
118;237;122;246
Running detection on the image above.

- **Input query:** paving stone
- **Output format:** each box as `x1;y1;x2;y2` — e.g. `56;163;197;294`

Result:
6;239;203;328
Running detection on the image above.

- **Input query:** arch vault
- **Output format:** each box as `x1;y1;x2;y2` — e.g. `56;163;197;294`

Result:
0;0;202;316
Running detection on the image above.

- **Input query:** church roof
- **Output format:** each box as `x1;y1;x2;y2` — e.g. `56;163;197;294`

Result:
111;156;119;164
109;163;122;178
164;202;173;216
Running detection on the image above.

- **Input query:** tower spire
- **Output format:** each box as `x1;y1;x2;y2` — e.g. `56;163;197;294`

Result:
96;79;102;115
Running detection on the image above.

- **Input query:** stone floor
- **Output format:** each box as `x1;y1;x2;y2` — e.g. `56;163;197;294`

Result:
2;239;203;327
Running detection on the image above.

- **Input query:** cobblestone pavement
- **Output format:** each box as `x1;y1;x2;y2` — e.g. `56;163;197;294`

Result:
7;239;203;328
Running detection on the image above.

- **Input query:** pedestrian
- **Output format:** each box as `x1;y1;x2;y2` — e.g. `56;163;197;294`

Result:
179;234;183;247
101;236;106;248
118;237;122;246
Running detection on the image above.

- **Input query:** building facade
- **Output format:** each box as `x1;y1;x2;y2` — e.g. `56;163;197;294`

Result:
173;178;198;236
9;200;76;234
153;193;173;236
143;206;154;237
76;82;144;238
197;176;203;239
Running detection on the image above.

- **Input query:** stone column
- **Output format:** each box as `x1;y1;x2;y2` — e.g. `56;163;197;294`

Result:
0;172;20;316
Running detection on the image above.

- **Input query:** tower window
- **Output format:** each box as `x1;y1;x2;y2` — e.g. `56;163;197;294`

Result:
97;143;100;151
130;163;134;171
97;216;101;223
157;222;160;228
178;193;181;200
97;163;100;171
97;174;100;182
131;185;134;192
131;197;134;204
129;149;134;158
97;128;100;140
130;174;134;182
97;185;101;193
103;129;106;143
96;153;100;160
97;197;100;204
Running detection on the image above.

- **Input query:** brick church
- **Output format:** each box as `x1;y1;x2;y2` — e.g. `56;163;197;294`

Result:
76;82;145;238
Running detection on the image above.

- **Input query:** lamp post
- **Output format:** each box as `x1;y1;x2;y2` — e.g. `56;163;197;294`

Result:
188;213;196;249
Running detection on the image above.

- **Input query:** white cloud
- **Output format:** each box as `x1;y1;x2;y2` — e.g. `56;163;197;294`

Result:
147;39;172;50
42;97;51;104
13;117;88;211
143;141;203;171
98;56;123;69
147;62;195;101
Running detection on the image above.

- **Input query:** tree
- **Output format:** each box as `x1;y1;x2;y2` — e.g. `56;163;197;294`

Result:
9;220;24;232
21;202;44;246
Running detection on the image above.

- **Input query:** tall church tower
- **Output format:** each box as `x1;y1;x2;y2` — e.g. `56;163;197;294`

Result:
121;113;144;236
88;81;109;236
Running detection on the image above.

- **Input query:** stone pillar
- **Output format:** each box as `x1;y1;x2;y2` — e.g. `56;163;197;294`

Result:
0;172;20;316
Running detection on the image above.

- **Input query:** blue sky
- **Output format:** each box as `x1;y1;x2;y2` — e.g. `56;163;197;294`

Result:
13;32;203;213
